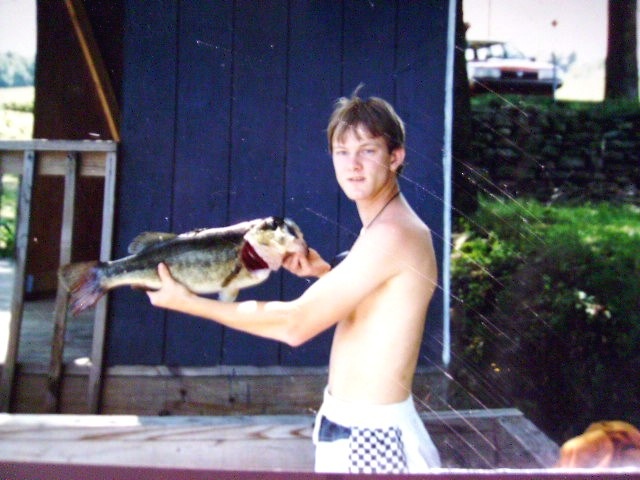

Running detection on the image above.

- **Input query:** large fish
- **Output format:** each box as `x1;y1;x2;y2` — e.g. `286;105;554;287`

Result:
59;216;308;315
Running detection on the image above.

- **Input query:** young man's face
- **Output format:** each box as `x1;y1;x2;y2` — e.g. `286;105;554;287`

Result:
331;126;404;201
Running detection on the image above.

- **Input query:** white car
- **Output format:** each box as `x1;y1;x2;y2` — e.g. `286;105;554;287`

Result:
466;40;563;95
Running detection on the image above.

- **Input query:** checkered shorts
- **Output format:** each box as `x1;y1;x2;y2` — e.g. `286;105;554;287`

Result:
313;388;441;473
348;426;408;474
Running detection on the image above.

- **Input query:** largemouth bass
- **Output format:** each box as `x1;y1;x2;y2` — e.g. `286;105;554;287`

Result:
59;216;307;315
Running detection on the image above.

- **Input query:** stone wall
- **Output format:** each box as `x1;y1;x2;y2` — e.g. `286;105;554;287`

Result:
469;102;640;203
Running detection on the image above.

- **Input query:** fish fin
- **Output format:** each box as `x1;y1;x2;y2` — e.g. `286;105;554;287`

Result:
127;232;177;254
218;289;238;302
58;261;106;315
176;227;208;237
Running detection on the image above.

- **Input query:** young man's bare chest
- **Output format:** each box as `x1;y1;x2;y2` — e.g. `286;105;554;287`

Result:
327;272;427;403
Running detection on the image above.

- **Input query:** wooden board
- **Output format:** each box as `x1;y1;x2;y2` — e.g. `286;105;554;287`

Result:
279;0;342;367
222;0;289;366
0;408;559;471
1;463;631;480
46;153;78;412
0;151;35;411
395;1;451;360
0;144;115;177
0;142;118;412
64;0;121;141
110;1;449;367
108;0;178;365
0;413;314;471
88;150;118;412
162;0;233;366
11;365;447;417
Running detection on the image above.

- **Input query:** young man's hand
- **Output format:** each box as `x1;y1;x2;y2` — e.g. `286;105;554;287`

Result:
147;262;194;310
283;248;331;278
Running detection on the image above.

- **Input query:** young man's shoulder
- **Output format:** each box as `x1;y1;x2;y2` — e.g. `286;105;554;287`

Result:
375;208;431;243
365;213;433;265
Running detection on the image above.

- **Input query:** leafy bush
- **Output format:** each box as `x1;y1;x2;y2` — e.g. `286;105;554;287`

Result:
450;198;640;443
0;218;15;257
472;94;640;119
0;175;17;258
2;101;33;113
0;51;35;87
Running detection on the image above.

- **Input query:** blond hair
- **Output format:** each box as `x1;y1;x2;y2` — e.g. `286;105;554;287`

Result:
327;87;406;159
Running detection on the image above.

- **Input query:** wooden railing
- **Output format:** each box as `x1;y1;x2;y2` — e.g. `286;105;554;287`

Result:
0;140;117;413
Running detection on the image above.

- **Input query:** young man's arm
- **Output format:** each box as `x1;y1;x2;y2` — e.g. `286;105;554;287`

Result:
146;226;404;346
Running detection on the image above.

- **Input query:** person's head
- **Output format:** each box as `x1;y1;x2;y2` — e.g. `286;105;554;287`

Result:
327;87;406;175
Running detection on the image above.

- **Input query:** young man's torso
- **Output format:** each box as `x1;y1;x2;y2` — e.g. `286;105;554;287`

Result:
327;199;437;404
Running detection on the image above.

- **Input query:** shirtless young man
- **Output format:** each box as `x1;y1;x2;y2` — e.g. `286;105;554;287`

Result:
147;92;441;473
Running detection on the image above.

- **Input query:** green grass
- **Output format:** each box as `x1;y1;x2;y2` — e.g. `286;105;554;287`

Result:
0;174;18;257
0;86;34;106
0;87;29;253
451;198;640;442
0;86;34;139
470;198;640;244
1;175;17;219
471;93;640;118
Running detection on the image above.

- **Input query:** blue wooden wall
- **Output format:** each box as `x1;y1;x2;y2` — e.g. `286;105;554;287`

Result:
108;0;452;367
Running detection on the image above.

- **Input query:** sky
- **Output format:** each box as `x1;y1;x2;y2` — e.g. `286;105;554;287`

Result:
464;0;639;101
0;0;36;57
0;1;638;100
0;0;617;61
464;0;609;64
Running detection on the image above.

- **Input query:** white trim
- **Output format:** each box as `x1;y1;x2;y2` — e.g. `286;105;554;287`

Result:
441;0;457;367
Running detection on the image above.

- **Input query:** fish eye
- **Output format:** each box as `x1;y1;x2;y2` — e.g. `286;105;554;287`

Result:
262;216;284;231
270;217;284;229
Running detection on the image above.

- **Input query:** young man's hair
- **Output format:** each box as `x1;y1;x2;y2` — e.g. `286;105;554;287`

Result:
327;86;406;162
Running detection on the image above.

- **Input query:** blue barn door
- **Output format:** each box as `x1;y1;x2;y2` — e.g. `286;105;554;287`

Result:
108;0;451;368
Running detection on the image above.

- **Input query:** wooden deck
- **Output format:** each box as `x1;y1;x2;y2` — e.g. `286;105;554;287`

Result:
0;413;315;471
0;409;561;472
0;260;565;470
2;414;638;478
0;259;94;366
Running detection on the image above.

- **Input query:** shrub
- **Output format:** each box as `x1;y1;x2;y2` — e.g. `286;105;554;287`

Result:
0;51;35;87
0;218;15;257
450;198;640;443
0;175;17;258
2;101;34;113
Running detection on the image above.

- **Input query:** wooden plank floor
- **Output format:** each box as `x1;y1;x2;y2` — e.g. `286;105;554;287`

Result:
0;259;94;365
0;409;561;471
0;413;315;471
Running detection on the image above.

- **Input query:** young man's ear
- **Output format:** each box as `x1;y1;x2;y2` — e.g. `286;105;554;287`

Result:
390;147;406;173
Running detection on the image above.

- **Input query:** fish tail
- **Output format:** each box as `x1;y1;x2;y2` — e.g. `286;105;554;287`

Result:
58;261;106;315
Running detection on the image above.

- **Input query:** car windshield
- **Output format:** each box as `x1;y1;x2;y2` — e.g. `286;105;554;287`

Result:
501;43;526;59
467;42;527;61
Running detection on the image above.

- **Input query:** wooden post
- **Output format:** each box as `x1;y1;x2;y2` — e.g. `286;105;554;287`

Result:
87;150;117;413
46;153;78;412
63;0;120;141
0;150;36;411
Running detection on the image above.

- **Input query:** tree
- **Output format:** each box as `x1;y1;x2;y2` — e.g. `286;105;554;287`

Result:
452;0;478;220
0;52;35;87
605;0;638;101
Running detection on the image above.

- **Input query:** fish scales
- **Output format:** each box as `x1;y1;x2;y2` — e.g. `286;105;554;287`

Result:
101;234;243;292
59;217;307;315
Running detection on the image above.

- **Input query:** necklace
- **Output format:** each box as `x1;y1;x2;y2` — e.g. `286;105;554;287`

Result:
363;191;400;231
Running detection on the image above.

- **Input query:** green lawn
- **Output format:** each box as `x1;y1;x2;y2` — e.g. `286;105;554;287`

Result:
0;86;34;140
